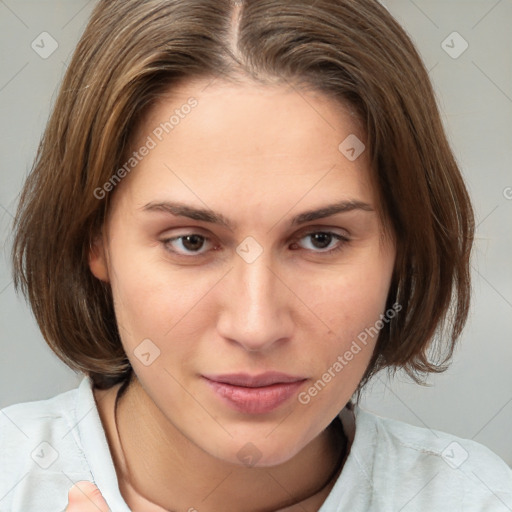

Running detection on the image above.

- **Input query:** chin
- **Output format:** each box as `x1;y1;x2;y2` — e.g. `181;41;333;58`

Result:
206;433;307;469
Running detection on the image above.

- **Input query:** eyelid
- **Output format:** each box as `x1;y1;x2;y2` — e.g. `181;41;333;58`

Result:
293;225;351;241
160;223;349;239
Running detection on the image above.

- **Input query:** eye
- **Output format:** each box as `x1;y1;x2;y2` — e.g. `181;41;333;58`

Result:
162;230;348;257
163;234;212;255
292;231;348;254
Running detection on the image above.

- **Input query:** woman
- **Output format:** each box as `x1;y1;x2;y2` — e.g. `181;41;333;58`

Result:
1;0;511;510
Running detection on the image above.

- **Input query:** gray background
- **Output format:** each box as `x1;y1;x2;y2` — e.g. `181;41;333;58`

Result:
0;0;511;467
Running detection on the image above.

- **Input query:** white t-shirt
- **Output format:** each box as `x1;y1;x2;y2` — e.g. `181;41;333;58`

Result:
0;376;511;511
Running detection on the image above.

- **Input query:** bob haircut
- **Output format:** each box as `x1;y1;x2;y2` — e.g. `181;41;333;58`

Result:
11;0;474;392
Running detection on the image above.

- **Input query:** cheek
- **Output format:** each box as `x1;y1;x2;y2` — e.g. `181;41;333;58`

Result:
107;246;216;351
297;245;394;390
302;251;393;336
296;269;393;418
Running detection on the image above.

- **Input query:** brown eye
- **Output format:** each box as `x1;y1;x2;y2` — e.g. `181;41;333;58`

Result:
181;235;205;251
294;231;348;254
163;234;211;255
309;233;334;249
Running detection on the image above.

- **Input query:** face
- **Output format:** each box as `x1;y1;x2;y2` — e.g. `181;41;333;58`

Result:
89;78;396;467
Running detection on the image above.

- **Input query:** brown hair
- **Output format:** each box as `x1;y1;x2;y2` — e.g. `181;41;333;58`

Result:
11;0;474;392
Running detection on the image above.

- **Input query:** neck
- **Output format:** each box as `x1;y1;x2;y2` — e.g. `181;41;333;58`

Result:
99;377;346;512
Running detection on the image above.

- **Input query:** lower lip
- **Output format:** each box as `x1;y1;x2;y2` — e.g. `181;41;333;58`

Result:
204;378;306;414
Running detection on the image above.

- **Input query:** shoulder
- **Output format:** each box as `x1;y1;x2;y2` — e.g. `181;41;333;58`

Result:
0;378;95;511
0;381;85;454
1;381;78;429
352;406;512;509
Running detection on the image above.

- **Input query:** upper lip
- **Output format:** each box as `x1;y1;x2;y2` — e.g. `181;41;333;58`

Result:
203;372;306;388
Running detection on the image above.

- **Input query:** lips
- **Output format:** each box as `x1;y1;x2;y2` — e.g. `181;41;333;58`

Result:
203;371;306;387
203;372;307;414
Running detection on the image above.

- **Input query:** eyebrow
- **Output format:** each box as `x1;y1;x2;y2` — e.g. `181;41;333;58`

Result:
141;199;374;230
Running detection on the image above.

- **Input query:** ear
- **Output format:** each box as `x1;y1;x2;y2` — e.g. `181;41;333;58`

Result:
88;233;110;283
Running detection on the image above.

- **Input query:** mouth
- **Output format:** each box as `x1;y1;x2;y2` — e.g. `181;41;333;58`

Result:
202;372;307;414
203;371;306;387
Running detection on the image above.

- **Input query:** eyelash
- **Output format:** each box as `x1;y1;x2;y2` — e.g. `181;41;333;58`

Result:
161;230;349;258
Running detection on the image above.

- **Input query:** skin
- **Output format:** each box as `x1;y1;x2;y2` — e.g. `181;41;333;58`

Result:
78;78;396;511
67;482;109;512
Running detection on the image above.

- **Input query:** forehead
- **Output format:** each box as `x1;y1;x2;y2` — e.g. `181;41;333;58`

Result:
114;78;376;219
140;78;364;159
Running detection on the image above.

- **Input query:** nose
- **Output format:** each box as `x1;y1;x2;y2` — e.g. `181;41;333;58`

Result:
216;250;294;352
